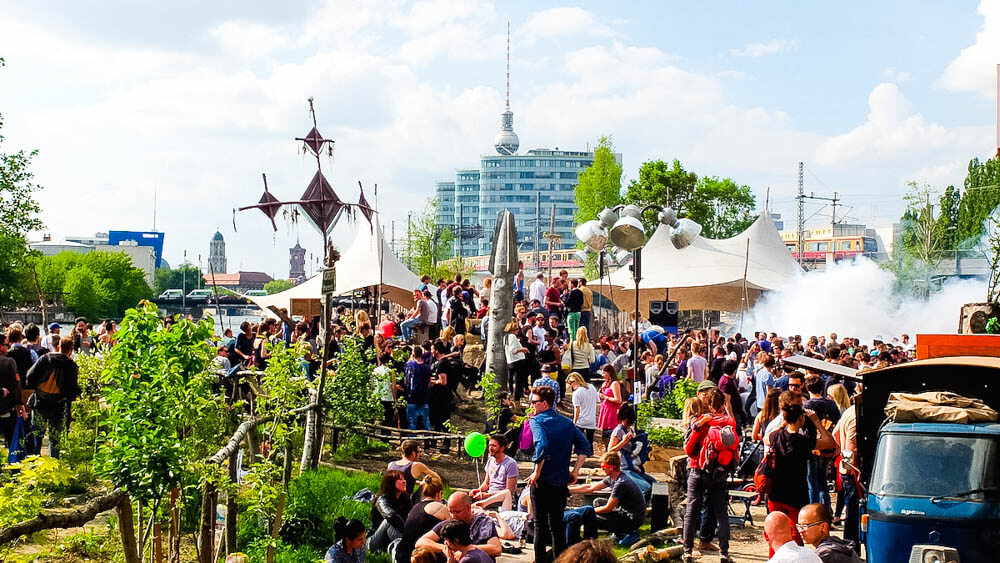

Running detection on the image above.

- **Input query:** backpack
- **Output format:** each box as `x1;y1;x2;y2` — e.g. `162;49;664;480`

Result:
698;420;740;476
28;358;66;405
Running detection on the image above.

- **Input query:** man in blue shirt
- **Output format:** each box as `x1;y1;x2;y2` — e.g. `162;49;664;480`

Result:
532;364;562;405
640;328;668;356
404;345;432;431
527;385;592;562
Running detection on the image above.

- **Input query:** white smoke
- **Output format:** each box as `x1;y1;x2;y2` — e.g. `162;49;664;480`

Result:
743;257;986;343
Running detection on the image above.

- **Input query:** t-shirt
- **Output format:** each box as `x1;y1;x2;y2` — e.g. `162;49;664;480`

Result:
571;384;598;429
496;510;526;538
833;405;857;473
580;286;593;312
718;375;740;418
639;330;667;355
770;541;822;563
532;375;561;404
404;360;432;405
566;289;583;313
528;279;547;304
378;320;396;339
768;419;818;509
459;548;494;563
485;455;519;493
686;355;707;383
504;334;525;364
611;424;635;469
545;286;562;312
423;299;438;324
804;397;841;427
602;472;646;522
433;513;498;547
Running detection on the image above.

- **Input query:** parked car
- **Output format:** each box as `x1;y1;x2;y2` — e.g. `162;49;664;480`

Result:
159;289;184;301
185;289;214;303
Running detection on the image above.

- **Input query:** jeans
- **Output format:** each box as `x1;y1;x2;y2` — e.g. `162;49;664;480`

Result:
683;469;730;556
366;519;403;553
531;482;568;563
580;311;592;333
842;471;861;555
807;457;831;509
400;318;422;341
565;502;641;545
566;312;581;340
406;403;430;431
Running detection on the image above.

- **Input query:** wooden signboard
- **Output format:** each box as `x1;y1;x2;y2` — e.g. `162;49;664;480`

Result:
290;298;322;319
916;333;1000;360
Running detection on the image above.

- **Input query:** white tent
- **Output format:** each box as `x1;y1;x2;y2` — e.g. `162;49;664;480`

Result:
593;213;803;313
251;215;421;317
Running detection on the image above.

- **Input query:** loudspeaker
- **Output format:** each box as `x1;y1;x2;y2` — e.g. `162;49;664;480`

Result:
649;300;678;330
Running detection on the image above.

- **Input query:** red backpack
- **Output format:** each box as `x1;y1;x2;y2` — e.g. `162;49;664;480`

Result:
698;417;740;476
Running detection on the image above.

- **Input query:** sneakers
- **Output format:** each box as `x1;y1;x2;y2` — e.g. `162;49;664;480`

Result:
616;532;640;546
697;540;719;552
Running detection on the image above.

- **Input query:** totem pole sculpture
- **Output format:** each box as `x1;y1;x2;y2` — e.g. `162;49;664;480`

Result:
485;210;518;390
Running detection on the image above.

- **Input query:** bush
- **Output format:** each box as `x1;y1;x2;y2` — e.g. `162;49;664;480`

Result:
646;426;684;448
332;435;391;463
284;467;382;549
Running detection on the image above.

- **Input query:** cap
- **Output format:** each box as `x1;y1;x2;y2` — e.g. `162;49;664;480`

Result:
49;323;61;331
697;380;716;392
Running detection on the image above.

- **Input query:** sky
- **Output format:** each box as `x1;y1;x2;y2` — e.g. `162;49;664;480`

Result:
1;0;999;279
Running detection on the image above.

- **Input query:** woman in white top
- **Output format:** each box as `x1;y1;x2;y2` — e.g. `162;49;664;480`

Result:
503;320;530;401
567;371;599;443
565;326;596;378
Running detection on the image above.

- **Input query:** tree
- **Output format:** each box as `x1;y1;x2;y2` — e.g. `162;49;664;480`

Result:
154;264;203;295
624;159;756;238
574;136;622;226
936;185;961;252
264;279;295;294
955;156;1000;246
82;251;152;317
405;198;453;276
900;181;948;264
63;266;101;320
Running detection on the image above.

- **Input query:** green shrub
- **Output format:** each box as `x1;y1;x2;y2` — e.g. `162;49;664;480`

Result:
284;467;382;548
245;537;323;563
646;426;684;448
332;435;391;462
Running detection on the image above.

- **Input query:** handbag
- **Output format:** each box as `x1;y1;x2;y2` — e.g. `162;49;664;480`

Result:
561;344;577;372
753;435;776;495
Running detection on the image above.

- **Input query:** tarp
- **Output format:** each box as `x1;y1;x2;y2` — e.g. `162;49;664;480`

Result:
250;215;421;317
592;213;802;312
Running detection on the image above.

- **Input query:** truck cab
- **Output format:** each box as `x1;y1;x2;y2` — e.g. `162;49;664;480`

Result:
858;356;1000;562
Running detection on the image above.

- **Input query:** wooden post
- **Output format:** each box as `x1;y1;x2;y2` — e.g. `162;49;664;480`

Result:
169;488;180;563
198;481;217;563
226;448;239;556
117;495;141;563
153;522;164;563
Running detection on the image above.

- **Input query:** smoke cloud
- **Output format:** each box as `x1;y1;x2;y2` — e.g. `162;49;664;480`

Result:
743;257;986;343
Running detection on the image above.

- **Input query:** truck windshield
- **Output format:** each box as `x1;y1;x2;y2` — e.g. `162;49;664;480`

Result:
870;433;999;500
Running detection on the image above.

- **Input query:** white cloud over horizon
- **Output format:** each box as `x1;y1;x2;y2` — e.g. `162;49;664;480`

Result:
729;39;798;58
938;0;1000;98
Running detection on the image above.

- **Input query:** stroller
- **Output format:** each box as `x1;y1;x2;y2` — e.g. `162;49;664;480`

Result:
735;438;763;481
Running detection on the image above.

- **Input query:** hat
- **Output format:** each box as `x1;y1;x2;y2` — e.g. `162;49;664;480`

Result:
697;380;716;392
48;323;61;331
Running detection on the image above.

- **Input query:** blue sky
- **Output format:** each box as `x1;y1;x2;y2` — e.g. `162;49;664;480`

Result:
1;1;997;276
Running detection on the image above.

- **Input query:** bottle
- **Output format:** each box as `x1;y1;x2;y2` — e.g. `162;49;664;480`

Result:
585;470;592;485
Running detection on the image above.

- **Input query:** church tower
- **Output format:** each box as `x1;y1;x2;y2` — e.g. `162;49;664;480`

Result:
289;241;306;281
208;231;227;274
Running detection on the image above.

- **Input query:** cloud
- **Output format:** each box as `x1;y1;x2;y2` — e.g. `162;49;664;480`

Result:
729;39;798;57
938;0;1000;98
522;7;619;43
882;67;912;82
209;20;290;63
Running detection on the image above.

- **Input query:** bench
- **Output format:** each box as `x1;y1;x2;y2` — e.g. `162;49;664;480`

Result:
728;489;756;527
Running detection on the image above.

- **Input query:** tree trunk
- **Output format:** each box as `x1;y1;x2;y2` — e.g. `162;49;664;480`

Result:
198;481;217;563
154;522;164;563
226;448;239;556
169;488;180;563
0;489;126;545
117;495;141;563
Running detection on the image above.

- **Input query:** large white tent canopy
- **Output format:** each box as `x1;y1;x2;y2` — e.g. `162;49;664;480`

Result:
592;213;803;313
251;215;421;317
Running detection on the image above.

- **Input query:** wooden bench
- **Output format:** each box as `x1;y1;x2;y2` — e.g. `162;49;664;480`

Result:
728;489;756;527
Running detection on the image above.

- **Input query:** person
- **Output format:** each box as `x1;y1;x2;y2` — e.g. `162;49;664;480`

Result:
416;492;502;559
234;321;255;367
41;323;61;353
397;475;449;563
686;342;708;383
529;273;547;306
532;364;561;405
567;372;598;443
0;334;26;450
471;435;519;510
803;375;840;509
368;470;413;553
639;327;668;357
826;384;850;415
832;398;861;554
596;365;623;442
763;512;821;563
411;547;438;563
754;353;777;412
6;327;37;385
437;518;494;563
578;279;594;333
708;346;726;384
764;391;837;552
325;517;366;563
753;388;782;443
565;279;584;337
448;286;470;335
681;388;737;563
71;317;93;355
527;385;593;563
718;360;742;428
504;321;530;401
402;291;429;341
545;277;563;321
553;539;617;563
405;346;433;431
25;337;81;458
606;404;638;471
390;440;440;494
566;452;646;546
565;327;596;380
797;503;862;563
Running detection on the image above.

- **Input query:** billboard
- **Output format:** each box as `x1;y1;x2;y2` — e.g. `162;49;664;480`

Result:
108;230;165;268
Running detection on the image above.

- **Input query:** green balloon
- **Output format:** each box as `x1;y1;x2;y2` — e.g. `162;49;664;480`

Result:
464;432;487;458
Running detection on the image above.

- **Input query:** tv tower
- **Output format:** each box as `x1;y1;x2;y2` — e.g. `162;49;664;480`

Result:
494;22;520;156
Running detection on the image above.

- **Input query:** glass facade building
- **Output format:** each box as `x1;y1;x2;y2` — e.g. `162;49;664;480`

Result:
435;149;623;257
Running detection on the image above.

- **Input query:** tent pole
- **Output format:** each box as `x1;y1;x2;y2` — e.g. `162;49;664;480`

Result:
740;238;750;334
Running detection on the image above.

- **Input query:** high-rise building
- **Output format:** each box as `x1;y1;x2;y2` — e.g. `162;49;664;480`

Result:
289;241;306;281
208;231;227;274
434;25;618;258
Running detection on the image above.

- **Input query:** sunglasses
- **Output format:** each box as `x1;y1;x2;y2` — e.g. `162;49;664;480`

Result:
795;521;825;532
530;398;544;404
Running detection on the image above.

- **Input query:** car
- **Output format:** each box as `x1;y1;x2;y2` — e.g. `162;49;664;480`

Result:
159;289;184;300
243;290;268;297
185;289;214;303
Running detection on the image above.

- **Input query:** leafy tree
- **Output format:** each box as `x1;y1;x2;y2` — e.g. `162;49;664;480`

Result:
63;266;101;320
324;336;385;432
936;185;961;252
264;279;295;294
574;136;622;226
405;198;453;276
624;159;698;234
82;251;152;316
154;264;203;295
900;181;947;264
955;156;1000;246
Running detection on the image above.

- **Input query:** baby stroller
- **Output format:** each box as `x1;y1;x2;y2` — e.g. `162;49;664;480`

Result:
735;438;763;481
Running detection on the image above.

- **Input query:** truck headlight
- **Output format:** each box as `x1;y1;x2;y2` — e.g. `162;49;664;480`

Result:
909;545;959;563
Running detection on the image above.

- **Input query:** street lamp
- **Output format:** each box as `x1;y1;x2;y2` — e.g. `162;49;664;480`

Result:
577;202;701;385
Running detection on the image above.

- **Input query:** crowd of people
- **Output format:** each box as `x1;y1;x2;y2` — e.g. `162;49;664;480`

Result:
0;264;922;563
